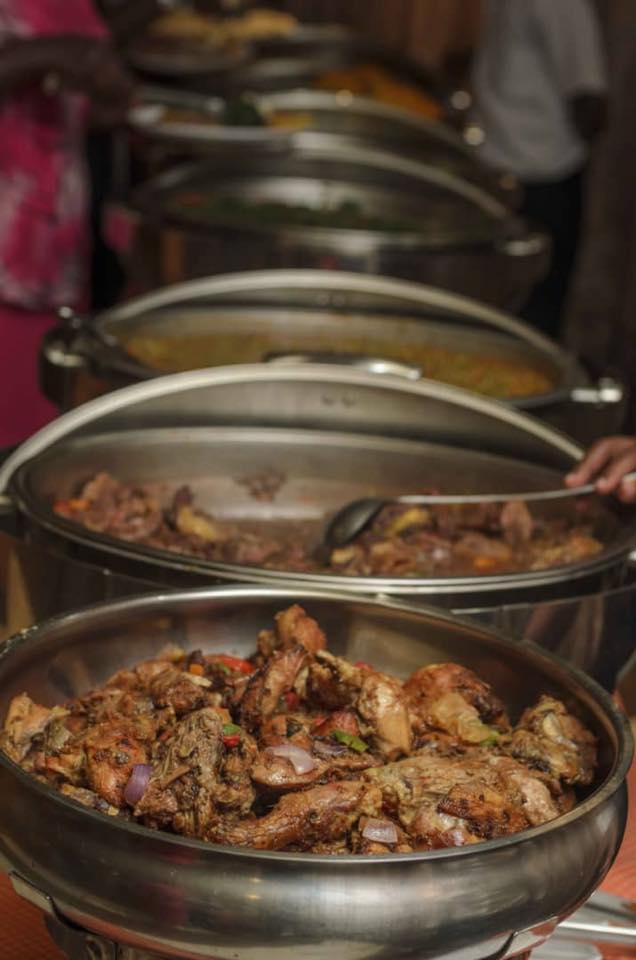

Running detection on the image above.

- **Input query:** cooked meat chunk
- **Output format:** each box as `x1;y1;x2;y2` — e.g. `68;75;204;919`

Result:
404;663;509;744
149;665;217;716
274;605;327;655
357;670;412;759
0;694;55;763
365;748;562;847
250;741;380;793
54;471;604;578
136;707;256;835
207;780;382;851
508;695;597;786
238;645;308;733
2;608;599;856
84;722;149;807
500;501;534;546
309;651;411;759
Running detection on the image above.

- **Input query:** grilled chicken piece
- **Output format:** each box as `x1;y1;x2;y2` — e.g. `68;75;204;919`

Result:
508;695;597;786
365;748;561;847
274;605;327;655
136;707;257;836
404;663;510;744
308;651;411;759
307;650;361;710
358;670;412;759
250;739;380;793
0;694;55;763
82;721;149;807
207;780;382;851
149;665;217;717
238;645;308;733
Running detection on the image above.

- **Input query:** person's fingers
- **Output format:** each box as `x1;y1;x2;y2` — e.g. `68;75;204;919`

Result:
618;476;636;504
565;436;635;486
596;448;636;494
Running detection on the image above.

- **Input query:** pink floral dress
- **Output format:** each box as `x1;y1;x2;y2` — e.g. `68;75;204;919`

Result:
0;0;107;310
0;0;107;445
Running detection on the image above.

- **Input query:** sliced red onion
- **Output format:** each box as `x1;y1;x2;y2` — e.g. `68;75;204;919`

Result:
362;818;399;845
268;743;317;775
123;764;153;806
313;739;347;758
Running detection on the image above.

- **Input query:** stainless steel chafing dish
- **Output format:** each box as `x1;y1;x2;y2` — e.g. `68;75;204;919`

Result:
127;141;548;309
0;586;631;960
2;366;636;688
128;88;514;202
40;271;624;444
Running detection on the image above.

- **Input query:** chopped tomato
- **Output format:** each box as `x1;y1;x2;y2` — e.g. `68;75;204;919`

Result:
284;691;300;710
207;654;254;675
222;734;241;749
355;660;374;671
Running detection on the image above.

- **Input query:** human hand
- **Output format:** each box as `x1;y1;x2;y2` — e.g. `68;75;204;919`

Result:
565;436;636;503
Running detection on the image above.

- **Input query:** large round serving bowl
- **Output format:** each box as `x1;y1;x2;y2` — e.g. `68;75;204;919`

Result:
0;587;631;960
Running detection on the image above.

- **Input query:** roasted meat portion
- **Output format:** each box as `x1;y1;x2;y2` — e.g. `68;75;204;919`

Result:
207;780;382;851
508;695;597;785
1;605;599;855
53;472;604;579
404;663;510;744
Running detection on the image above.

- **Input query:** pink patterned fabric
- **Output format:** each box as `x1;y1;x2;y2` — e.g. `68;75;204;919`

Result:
0;0;107;311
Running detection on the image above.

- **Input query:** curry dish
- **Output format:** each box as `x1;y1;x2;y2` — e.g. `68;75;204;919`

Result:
53;473;603;578
121;331;555;399
315;63;443;121
1;604;598;853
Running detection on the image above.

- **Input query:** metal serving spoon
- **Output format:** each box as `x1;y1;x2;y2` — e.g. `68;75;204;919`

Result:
324;473;636;552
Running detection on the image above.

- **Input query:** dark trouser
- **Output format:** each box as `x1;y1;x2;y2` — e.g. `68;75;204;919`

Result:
86;132;126;311
519;167;584;341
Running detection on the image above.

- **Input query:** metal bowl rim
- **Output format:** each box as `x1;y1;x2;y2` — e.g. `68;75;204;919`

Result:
0;584;631;865
10;423;632;596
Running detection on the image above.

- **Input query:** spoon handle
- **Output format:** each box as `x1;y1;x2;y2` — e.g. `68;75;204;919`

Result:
395;472;636;506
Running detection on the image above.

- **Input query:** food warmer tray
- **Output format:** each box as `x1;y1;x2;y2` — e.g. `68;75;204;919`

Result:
40;270;625;444
127;140;548;310
0;586;631;959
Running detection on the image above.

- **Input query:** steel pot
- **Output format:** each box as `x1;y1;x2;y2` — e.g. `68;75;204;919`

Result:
0;586;632;960
129;88;516;202
127;141;549;309
40;271;625;444
4;364;636;602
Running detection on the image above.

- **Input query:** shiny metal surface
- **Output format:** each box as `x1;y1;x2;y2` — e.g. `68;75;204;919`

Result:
0;587;631;960
129;87;513;200
2;528;634;692
40;270;625;443
6;365;635;607
6;361;615;591
9;424;634;601
128;142;548;308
